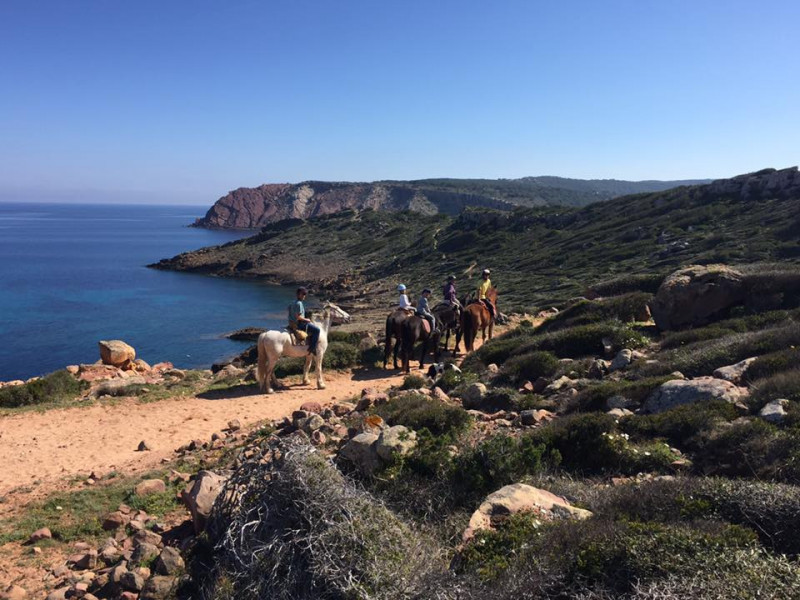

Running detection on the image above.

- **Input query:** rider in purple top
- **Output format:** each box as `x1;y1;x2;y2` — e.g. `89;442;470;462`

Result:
443;275;458;306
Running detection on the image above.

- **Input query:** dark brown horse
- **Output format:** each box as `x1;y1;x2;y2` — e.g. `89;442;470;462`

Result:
461;287;498;352
432;302;462;355
384;308;413;369
400;315;441;373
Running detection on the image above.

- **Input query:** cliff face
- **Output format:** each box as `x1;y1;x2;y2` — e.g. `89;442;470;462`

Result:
193;181;513;229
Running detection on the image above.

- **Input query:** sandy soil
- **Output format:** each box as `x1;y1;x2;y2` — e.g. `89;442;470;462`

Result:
0;369;408;501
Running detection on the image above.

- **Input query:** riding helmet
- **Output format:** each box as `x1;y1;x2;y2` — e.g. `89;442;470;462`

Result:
397;284;406;292
482;268;491;275
447;275;456;281
422;288;432;294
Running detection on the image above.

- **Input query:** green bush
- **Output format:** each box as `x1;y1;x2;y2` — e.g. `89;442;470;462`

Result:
436;368;478;393
464;331;535;372
621;400;738;448
660;310;791;350
501;351;559;384
480;387;523;411
401;373;428;390
539;292;654;333
517;321;650;359
327;330;363;345
373;394;471;436
0;370;87;409
643;322;800;377
750;368;800;407
452;435;558;505
588;273;666;297
746;348;800;382
322;341;360;369
576;376;675;411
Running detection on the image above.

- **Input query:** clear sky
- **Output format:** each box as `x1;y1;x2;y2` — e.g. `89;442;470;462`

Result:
1;0;798;203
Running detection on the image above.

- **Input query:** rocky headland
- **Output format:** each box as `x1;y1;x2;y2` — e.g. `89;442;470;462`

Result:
192;176;711;229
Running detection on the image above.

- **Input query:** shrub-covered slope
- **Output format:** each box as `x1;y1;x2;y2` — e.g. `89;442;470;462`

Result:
153;167;800;311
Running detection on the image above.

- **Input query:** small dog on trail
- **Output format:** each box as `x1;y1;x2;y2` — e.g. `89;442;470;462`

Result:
427;362;462;379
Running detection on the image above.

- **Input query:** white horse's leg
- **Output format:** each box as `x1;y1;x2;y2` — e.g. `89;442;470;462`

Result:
265;355;276;394
302;354;312;386
316;351;326;389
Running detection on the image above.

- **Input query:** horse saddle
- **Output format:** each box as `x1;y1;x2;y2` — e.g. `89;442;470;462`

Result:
421;319;432;336
287;324;308;346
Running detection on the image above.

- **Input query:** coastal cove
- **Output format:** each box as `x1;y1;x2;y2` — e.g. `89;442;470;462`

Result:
0;202;296;381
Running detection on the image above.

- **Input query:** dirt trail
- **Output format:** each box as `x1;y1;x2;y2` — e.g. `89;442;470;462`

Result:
0;370;402;500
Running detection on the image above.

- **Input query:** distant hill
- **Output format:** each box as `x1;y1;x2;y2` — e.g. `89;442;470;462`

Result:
155;167;799;311
191;176;710;229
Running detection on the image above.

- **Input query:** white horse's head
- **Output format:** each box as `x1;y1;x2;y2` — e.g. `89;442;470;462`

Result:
323;302;351;325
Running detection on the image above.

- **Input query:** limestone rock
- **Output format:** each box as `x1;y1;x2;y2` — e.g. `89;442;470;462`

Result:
651;265;745;330
28;527;52;543
607;407;634;417
609;349;633;372
98;340;136;368
642;377;747;414
339;432;381;476
181;470;227;534
153;547;184;576
462;382;487;409
140;576;177;600
134;479;166;496
375;426;418;461
759;399;789;424
713;357;758;385
463;483;592;542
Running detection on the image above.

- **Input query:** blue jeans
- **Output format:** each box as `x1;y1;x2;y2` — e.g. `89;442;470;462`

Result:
298;321;320;353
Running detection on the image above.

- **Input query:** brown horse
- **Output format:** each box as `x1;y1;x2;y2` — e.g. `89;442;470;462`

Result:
400;315;441;373
461;287;498;352
384;308;413;369
432;302;462;355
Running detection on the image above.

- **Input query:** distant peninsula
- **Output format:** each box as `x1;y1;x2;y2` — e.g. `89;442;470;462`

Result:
191;176;711;229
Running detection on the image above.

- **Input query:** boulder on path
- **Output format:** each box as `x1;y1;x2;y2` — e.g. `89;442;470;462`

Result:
463;483;592;543
339;432;381;476
642;377;747;414
375;426;417;461
759;399;789;424
181;470;227;534
713;357;758;385
99;340;136;368
651;265;745;330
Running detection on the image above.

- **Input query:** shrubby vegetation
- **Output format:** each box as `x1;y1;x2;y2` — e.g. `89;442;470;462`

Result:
0;369;87;409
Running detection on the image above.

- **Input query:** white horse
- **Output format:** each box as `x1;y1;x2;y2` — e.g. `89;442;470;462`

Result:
256;302;350;394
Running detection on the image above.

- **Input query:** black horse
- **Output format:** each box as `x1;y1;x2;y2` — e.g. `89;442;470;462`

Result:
432;302;462;355
400;315;441;373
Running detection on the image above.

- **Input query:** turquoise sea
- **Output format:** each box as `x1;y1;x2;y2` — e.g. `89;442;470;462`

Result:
0;202;296;381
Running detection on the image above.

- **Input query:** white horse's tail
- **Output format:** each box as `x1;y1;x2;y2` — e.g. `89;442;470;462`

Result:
256;334;267;390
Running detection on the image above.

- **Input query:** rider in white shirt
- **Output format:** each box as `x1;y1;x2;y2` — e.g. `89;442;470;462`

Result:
397;284;412;309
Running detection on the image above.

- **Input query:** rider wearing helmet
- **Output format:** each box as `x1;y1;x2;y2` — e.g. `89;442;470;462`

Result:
397;284;412;310
477;269;495;319
288;286;320;355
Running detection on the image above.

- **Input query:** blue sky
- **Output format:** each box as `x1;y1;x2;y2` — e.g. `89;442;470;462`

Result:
1;1;798;203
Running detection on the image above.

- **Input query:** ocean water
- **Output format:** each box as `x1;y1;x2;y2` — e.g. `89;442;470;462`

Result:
0;202;297;381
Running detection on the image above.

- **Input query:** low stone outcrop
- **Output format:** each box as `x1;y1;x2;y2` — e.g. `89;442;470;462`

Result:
98;340;136;368
759;399;789;424
462;483;592;542
650;265;745;330
339;433;382;475
461;382;487;409
181;470;227;533
713;357;758;385
642;377;747;414
375;426;417;461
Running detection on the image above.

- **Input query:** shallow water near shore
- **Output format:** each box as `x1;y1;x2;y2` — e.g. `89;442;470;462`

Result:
0;202;296;381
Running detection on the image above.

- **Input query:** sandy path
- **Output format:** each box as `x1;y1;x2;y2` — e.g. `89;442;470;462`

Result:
0;369;405;498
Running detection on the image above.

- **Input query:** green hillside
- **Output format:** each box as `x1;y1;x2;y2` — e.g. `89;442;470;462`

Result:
152;167;800;312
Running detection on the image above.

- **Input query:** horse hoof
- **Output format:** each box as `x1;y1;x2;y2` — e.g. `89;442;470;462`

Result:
266;388;274;395
317;383;326;390
302;379;310;386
